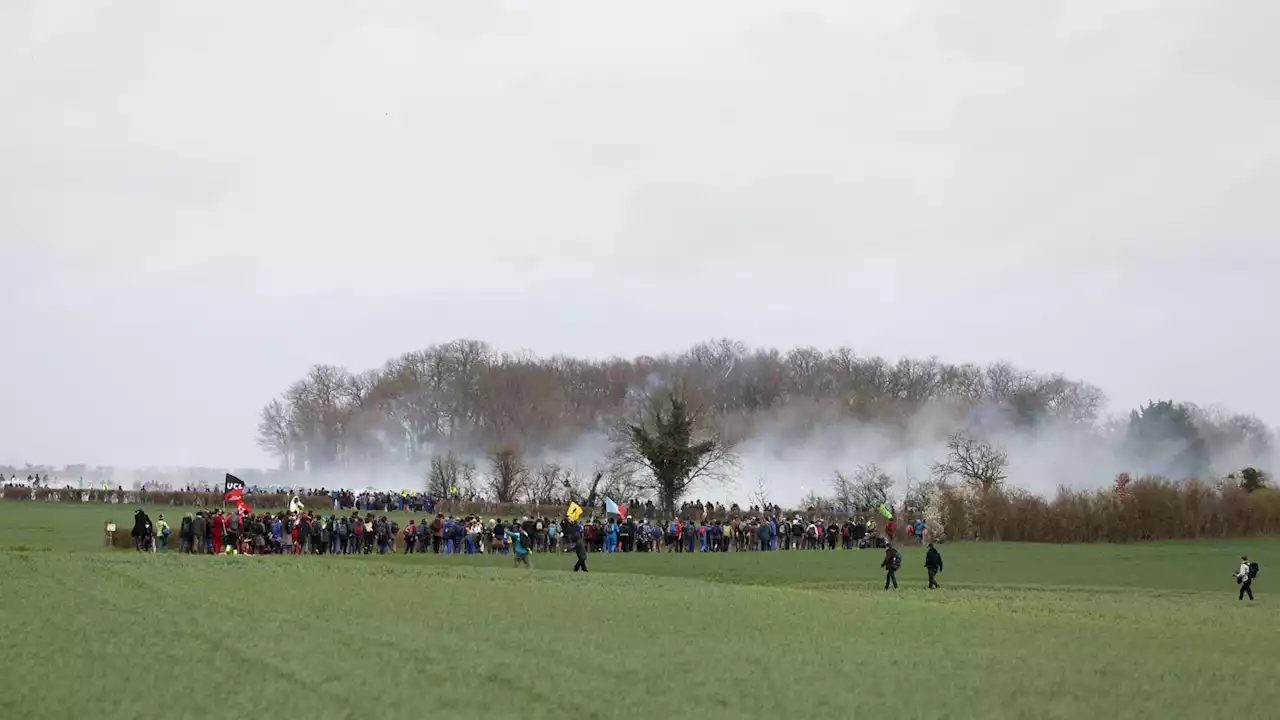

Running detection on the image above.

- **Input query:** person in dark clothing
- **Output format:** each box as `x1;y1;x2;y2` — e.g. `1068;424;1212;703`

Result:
521;517;537;553
179;514;194;553
925;543;943;588
881;543;901;589
251;516;267;554
620;520;634;552
192;512;207;554
565;516;588;572
131;509;153;552
312;516;326;554
852;520;867;549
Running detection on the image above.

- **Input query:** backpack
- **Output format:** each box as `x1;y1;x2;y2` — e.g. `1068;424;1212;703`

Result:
890;549;902;570
1249;562;1259;579
519;529;532;552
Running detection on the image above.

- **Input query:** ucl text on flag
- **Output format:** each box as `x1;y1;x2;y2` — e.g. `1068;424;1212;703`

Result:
224;473;246;501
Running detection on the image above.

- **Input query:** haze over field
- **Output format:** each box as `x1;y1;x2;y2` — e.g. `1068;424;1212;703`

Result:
4;2;1278;504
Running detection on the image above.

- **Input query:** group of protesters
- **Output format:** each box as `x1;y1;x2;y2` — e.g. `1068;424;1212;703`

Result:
128;503;929;556
555;514;929;553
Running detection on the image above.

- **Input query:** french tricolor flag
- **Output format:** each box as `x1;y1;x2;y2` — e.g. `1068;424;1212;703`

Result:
604;497;627;520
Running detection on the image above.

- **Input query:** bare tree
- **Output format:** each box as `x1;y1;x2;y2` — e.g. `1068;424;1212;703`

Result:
256;399;296;470
749;477;770;509
526;462;567;504
799;489;828;511
830;471;855;509
851;463;894;509
426;450;475;498
831;465;893;510
599;465;646;507
931;431;1008;493
487;446;528;503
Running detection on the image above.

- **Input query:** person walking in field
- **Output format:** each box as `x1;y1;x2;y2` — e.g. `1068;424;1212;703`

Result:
564;517;588;572
882;542;901;589
1236;555;1258;601
505;522;532;570
925;542;943;589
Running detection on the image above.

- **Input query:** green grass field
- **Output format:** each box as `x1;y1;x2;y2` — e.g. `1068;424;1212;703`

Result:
0;501;1274;719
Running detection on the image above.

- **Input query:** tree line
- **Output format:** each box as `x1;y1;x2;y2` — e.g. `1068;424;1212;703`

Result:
257;338;1274;514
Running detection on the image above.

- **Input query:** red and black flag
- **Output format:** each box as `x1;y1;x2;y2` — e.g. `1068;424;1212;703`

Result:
224;473;246;502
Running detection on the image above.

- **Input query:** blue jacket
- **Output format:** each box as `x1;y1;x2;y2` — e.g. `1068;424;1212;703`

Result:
504;529;529;555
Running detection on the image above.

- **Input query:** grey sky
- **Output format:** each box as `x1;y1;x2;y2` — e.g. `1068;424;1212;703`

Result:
3;1;1278;470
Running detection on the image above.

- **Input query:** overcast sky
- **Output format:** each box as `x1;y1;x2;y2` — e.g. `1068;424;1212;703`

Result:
3;1;1278;470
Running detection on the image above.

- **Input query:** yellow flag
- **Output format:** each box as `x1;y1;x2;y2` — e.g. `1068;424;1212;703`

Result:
567;502;583;522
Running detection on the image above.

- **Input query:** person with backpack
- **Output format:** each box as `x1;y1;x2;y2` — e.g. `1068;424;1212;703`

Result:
925;542;943;589
882;543;902;589
403;519;417;554
755;518;773;551
505;520;533;570
1236;555;1258;601
313;516;327;555
604;519;619;553
155;514;171;551
334;516;348;554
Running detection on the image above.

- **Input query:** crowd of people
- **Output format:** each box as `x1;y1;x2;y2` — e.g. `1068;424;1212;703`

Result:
123;505;949;587
126;504;933;557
